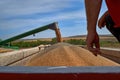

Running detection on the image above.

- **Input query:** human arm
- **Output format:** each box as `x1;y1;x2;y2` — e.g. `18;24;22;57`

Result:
98;11;109;28
85;0;102;56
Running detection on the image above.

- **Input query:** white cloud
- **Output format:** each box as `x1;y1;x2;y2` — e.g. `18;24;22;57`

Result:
0;0;87;39
0;0;85;28
0;9;86;30
0;0;81;17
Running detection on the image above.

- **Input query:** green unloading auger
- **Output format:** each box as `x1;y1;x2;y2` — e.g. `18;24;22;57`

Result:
0;22;62;46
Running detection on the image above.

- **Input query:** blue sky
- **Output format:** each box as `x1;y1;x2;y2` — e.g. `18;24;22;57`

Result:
0;0;109;40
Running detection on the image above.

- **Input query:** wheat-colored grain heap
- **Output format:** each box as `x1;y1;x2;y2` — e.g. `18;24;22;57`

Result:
0;48;13;53
25;43;120;66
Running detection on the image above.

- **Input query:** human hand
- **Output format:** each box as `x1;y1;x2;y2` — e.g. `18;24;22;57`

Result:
86;32;101;56
98;15;106;29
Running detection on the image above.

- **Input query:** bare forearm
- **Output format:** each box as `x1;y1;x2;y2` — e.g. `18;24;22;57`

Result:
85;0;102;33
98;11;109;28
100;11;109;19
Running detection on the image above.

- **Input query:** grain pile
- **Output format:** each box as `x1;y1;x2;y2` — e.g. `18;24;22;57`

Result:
0;48;13;53
25;43;120;66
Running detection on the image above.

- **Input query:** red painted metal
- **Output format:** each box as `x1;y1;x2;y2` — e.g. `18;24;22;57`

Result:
0;73;120;80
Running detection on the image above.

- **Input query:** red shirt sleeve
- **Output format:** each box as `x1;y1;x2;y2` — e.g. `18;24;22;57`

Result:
105;0;120;28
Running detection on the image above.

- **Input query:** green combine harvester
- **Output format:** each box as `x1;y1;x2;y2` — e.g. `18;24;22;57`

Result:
0;22;62;49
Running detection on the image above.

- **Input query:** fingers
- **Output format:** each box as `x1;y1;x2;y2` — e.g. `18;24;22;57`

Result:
87;38;101;56
94;37;100;49
87;44;101;56
98;19;106;28
86;32;101;56
98;22;106;29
